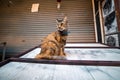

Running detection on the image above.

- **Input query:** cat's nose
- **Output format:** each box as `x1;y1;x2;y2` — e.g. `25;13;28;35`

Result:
59;27;62;30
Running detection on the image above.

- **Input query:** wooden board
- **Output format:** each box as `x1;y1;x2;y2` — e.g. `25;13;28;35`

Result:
21;48;120;61
86;66;120;80
65;43;108;47
0;43;120;80
0;62;120;80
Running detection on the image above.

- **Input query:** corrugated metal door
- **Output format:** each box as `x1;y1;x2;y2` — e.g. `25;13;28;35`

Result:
0;0;95;54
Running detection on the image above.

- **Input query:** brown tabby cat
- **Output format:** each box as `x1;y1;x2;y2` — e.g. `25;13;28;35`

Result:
35;16;68;59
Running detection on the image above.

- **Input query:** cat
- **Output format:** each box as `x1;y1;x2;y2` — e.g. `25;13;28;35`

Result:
35;16;68;59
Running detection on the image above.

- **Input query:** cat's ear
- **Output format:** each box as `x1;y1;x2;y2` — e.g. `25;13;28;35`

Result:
64;16;67;20
63;16;67;22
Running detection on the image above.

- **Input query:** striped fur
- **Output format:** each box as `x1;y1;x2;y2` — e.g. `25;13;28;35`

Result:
35;16;68;59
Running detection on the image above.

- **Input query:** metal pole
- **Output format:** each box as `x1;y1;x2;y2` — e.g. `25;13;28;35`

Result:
92;0;98;42
2;42;7;61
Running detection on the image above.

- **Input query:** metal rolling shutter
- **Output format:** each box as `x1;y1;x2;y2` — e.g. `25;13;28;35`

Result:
0;0;95;54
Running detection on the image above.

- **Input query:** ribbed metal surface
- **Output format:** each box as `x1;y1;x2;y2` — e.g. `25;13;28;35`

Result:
0;0;95;54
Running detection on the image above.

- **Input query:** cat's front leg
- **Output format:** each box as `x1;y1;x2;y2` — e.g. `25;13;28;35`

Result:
60;47;66;56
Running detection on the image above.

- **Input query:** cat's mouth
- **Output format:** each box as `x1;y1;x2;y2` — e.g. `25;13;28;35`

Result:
58;27;66;31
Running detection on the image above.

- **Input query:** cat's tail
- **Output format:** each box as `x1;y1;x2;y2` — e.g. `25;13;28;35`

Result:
35;54;66;60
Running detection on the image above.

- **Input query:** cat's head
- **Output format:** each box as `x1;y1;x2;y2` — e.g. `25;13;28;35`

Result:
56;16;68;31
